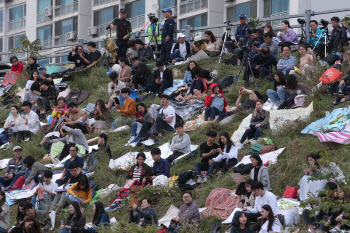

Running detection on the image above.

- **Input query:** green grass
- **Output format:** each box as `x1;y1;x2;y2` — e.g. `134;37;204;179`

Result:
0;51;349;233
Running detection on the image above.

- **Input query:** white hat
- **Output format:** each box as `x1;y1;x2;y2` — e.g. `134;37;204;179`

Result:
177;33;186;38
13;146;22;152
194;36;202;42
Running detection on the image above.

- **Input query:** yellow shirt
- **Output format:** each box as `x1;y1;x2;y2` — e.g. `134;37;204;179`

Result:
67;182;92;204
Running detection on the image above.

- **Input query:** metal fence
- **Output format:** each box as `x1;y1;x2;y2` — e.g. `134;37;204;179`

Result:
1;6;350;71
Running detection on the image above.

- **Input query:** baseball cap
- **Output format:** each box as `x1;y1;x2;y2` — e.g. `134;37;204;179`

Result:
177;33;185;38
194;36;202;43
162;8;172;14
13;146;22;152
120;8;126;13
147;13;156;17
38;66;46;70
239;14;247;19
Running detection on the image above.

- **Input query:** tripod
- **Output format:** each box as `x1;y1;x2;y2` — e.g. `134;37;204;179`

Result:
312;27;328;56
219;21;238;63
147;22;160;60
299;23;307;44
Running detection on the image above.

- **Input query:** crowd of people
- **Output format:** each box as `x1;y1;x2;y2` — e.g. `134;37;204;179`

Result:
0;6;349;233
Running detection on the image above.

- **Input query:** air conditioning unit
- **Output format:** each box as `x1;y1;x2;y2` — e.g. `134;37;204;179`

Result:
45;6;53;18
88;26;98;36
66;31;77;41
172;8;178;17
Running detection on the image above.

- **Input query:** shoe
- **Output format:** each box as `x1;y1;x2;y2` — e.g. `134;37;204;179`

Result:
244;80;250;88
334;92;344;97
346;96;350;102
196;176;203;184
251;140;257;145
272;103;280;110
201;176;208;183
236;142;244;150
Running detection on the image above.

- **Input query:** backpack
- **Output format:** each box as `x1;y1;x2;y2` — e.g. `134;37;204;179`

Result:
218;76;234;89
175;113;183;124
233;163;253;175
65;89;90;106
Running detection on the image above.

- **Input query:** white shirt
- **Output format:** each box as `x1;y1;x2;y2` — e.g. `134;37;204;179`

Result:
179;42;187;58
213;144;238;163
25;80;35;90
39;181;58;195
259;219;282;233
246;191;279;216
160;67;166;81
23;110;40;134
159;105;176;128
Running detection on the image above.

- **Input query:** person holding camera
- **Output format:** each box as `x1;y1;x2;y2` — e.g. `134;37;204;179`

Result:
255;33;279;59
171;33;191;64
307;20;325;58
237;28;265;66
109;8;132;58
146;13;162;50
235;14;250;47
30;170;57;211
328;16;347;54
161;8;175;63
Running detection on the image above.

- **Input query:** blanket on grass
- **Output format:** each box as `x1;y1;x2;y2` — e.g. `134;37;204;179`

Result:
158;204;207;227
234;148;286;167
163;80;185;95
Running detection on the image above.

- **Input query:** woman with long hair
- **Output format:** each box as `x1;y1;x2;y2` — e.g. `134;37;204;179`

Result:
93;99;113;134
25;71;42;92
258;205;282;233
67;175;92;208
0;191;10;231
250;154;270;191
60;201;86;233
118;57;133;87
266;70;287;107
264;24;276;37
237;100;270;148
16;201;26;225
289;44;315;80
10;215;41;233
68;45;89;68
209;131;238;174
204;30;220;55
0;105;26;145
128;103;153;144
231;212;254;233
279;20;298;43
125;152;154;185
85;201;110;232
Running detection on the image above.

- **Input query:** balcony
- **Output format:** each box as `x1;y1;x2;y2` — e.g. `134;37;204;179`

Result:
180;0;208;15
129;14;145;29
55;1;78;17
93;0;117;6
41;39;53;47
269;11;289;26
37;12;52;24
97;23;116;36
158;6;177;21
9;17;26;31
54;33;76;45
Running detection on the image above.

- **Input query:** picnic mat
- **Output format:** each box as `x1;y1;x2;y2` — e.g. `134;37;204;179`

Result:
158;204;207;227
163;80;185;95
231;102;314;143
201;188;239;220
301;107;350;135
0;159;10;170
234;148;286;167
108;143;198;170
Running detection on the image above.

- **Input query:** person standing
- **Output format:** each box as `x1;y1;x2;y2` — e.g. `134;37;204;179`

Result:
160;8;175;63
110;8;132;58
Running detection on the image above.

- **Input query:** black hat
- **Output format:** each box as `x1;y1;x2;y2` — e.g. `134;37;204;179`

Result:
120;8;126;13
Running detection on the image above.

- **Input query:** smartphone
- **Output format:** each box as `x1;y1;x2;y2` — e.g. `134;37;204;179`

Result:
39;71;43;76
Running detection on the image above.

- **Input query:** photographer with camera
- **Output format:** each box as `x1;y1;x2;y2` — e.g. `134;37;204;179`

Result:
328;16;347;54
171;33;191;64
307;20;325;58
235;14;250;47
146;13;162;51
161;8;175;63
255;33;279;59
237;28;265;66
110;8;132;58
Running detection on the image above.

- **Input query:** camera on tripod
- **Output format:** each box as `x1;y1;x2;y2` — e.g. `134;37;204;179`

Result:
320;19;329;28
149;16;159;24
297;18;306;25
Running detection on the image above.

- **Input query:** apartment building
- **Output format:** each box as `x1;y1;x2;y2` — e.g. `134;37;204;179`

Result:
0;0;348;65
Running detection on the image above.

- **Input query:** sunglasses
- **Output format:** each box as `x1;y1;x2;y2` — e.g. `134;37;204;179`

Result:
11;60;18;63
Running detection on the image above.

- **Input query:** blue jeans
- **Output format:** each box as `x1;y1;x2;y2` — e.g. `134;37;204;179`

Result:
195;162;215;176
167;222;182;233
31;193;53;211
204;107;220;121
66;193;88;208
130;122;138;136
335;82;350;103
171;49;185;62
267;87;289;104
189;80;203;94
240;127;263;143
110;117;134;130
60;228;70;233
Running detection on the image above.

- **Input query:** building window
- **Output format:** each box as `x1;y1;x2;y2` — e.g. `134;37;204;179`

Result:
180;14;207;29
37;25;52;42
159;0;176;10
264;0;289;17
0;9;3;32
125;0;145;18
9;5;26;21
0;38;3;52
56;0;74;6
55;17;78;36
38;0;52;13
9;34;25;50
227;1;257;23
39;58;50;66
93;6;118;26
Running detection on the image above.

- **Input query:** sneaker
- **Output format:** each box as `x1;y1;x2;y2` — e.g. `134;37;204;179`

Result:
236;142;244;150
272;103;280;110
201;176;208;183
196;177;203;184
251;140;257;145
346;96;350;102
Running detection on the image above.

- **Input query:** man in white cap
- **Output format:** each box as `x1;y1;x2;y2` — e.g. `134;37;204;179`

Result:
171;33;191;64
0;146;26;190
191;36;205;54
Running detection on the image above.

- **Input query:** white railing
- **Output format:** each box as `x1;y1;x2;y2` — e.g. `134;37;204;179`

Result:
37;12;51;23
129;14;145;29
55;1;78;17
93;0;117;6
158;6;177;21
8;17;26;31
179;0;208;15
41;39;53;47
270;11;290;26
97;23;116;36
54;34;67;45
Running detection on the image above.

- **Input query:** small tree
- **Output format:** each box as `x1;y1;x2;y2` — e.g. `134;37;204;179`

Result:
248;16;261;29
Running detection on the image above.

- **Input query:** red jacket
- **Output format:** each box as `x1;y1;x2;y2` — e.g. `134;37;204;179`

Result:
11;61;24;74
204;83;228;113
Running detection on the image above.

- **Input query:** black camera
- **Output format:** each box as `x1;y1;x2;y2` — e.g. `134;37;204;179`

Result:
297;18;306;25
253;41;259;47
245;28;252;33
150;16;159;24
320;19;329;28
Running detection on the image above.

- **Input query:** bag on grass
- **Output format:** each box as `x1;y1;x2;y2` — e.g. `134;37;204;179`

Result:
218;76;234;88
324;53;339;65
318;68;343;85
249;143;263;154
260;144;276;154
282;186;298;198
233;163;253;175
9;175;25;191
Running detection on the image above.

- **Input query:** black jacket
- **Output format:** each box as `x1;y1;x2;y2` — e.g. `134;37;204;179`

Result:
126;163;154;183
132;63;153;85
40;85;57;101
162;17;175;41
153;68;173;86
130;207;158;226
64;215;86;233
171;41;191;57
138;46;153;61
328;26;347;52
68;52;89;67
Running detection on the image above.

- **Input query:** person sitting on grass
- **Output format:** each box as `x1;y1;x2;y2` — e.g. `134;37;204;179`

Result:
50;97;67;126
10;216;41;233
66;175;92;209
237;100;270;149
25;70;42;92
131;56;153;92
183;86;206;103
204;83;228;121
37;80;57;120
277;45;296;75
129;198;158;227
23;82;40;111
333;71;350;105
266;71;287;109
30;170;57;211
117;57;133;88
151;148;170;181
56;146;84;186
127;103;153;145
230;212;254;233
23;156;49;186
257;205;282;233
106;72;126;110
168;123;191;164
110;88;136;130
204;30;220;56
155;94;176;136
87;41;101;68
83;201;110;232
171;33;191;64
144;60;173;96
0;191;9;232
93;99;113;134
249;154;270;191
127;39;138;63
209;131;238;175
237;179;256;209
289;44;316;80
126;152;154;186
135;39;153;61
84;133;112;173
195;130;219;183
18;101;40;140
10;56;24;74
23;202;52;232
59;201;86;233
86;133;112;158
63;102;89;134
167;191;200;232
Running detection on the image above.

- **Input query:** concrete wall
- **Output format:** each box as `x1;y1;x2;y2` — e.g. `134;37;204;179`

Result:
78;0;92;41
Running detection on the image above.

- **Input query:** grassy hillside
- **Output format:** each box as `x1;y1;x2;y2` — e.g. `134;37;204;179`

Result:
1;52;349;232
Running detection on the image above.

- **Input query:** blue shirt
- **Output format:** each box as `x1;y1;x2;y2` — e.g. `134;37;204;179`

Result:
162;17;175;41
307;27;325;48
277;55;297;74
235;23;250;40
64;156;84;179
153;158;170;177
87;213;110;232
